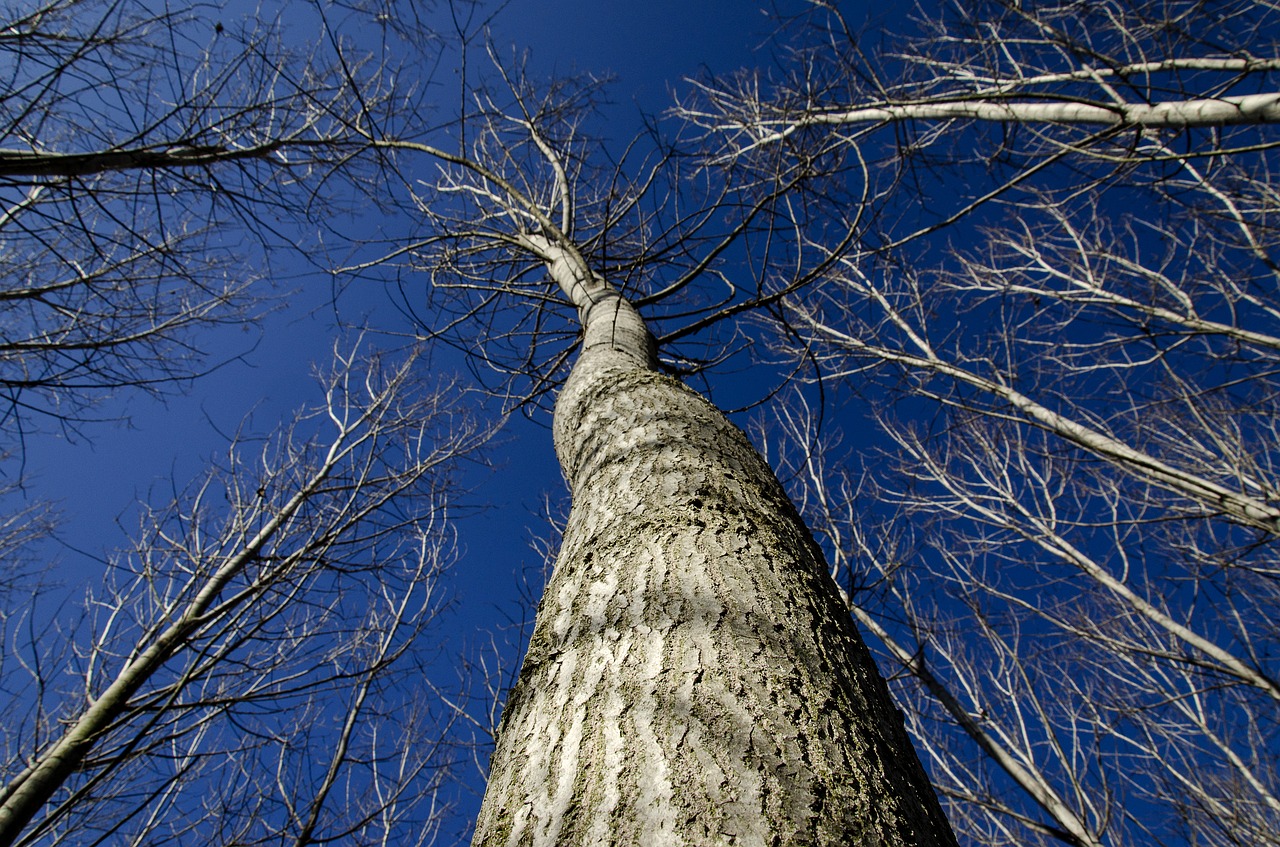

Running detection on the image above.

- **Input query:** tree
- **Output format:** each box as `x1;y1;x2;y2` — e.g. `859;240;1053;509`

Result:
472;240;956;844
679;1;1280;844
355;51;959;842
0;2;489;844
0;0;400;441
0;343;488;847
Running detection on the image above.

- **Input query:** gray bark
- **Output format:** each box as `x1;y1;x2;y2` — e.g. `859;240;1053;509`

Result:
472;255;956;845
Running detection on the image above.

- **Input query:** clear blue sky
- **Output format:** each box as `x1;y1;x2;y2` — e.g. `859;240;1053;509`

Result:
10;2;1277;845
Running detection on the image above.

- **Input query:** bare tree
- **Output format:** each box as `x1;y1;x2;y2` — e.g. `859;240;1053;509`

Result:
0;0;404;442
680;1;1280;845
342;42;961;843
0;342;489;847
0;3;515;843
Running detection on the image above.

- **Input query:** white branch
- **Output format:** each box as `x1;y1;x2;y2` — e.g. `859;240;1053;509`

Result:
750;93;1280;147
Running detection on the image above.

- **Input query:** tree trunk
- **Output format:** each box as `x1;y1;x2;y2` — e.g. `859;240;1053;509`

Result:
472;251;956;845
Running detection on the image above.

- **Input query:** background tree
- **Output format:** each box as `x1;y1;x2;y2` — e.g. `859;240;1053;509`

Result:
0;0;402;441
0;2;490;845
0;343;487;847
681;1;1280;845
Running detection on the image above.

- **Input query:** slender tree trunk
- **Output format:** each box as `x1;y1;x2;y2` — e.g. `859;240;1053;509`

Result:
473;247;956;845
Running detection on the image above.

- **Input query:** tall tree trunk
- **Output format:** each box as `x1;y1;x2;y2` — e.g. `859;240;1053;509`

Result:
473;245;956;845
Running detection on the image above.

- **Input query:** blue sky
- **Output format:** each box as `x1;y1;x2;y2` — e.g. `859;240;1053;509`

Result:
490;0;786;108
11;2;1279;845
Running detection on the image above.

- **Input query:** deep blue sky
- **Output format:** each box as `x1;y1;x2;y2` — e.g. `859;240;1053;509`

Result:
490;0;790;110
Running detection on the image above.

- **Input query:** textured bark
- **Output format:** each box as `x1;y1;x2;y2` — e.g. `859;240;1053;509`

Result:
473;272;956;845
